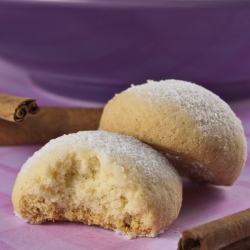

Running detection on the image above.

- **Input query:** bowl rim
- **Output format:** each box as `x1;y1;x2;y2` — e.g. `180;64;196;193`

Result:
0;0;249;8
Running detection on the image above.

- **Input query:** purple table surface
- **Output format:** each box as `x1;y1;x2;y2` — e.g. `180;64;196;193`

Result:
0;59;250;250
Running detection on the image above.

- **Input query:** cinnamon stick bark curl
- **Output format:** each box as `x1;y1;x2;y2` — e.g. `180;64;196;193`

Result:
178;208;250;250
0;93;39;122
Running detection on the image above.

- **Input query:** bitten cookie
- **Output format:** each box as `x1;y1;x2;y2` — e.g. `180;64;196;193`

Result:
99;79;247;186
12;130;182;238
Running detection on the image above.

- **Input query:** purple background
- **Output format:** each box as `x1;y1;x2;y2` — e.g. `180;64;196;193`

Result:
0;0;250;102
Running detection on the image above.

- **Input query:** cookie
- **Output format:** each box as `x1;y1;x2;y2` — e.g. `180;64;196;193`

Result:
12;130;182;238
99;79;247;186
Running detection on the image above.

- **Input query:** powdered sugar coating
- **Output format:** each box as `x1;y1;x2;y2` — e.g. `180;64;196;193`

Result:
20;131;178;183
127;79;243;138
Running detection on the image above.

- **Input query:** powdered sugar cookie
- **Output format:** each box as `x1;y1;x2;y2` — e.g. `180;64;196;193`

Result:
12;130;182;238
99;79;247;186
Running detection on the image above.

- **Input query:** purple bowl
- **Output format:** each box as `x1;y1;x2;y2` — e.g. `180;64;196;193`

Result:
0;0;250;102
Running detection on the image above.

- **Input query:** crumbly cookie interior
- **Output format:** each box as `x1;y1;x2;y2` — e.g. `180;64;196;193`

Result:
18;153;151;236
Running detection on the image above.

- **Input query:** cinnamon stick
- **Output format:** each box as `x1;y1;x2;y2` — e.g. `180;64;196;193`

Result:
0;93;39;122
0;107;103;145
178;208;250;250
